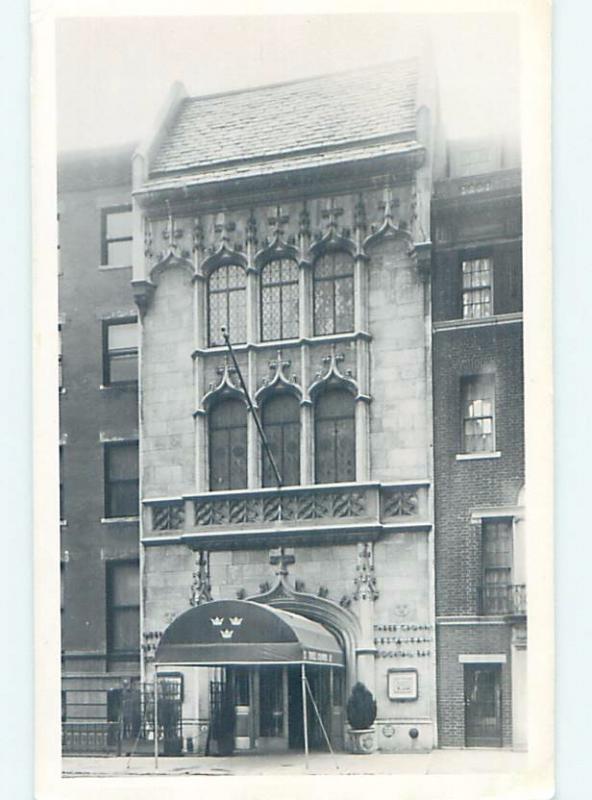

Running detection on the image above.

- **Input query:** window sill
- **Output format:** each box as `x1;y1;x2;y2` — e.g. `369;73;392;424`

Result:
101;516;140;524
98;264;132;271
456;452;501;461
99;383;138;391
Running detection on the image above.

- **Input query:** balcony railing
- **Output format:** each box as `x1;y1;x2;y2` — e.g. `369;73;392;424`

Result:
479;584;527;617
144;481;430;538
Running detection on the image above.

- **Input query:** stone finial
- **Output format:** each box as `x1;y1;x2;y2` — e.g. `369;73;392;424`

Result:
269;546;295;576
353;541;379;601
190;550;212;606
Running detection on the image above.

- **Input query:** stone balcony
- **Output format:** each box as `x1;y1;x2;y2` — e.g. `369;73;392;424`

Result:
142;481;431;549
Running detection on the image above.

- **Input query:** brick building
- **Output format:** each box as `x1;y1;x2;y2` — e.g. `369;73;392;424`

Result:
431;140;526;749
58;144;141;737
58;60;525;756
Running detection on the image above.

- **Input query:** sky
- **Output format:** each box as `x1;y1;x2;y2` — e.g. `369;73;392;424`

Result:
56;13;520;153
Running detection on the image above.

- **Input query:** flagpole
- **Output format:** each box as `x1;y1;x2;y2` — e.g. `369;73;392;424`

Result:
222;328;283;488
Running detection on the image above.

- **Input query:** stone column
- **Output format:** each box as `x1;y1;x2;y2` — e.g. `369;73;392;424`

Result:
247;349;259;488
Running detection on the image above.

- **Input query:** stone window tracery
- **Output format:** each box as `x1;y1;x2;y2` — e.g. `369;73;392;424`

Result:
314;387;356;484
313;252;355;336
260;258;299;341
208;264;247;346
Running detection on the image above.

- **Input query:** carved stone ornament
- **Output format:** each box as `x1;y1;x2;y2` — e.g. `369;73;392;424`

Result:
201;356;244;410
353;541;379;601
190;550;212;607
309;343;358;398
255;350;302;403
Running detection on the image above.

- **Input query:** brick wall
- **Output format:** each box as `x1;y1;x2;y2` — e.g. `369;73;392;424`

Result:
436;623;513;747
59;165;139;672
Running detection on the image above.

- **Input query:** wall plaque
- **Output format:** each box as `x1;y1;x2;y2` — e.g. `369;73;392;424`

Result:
387;668;418;701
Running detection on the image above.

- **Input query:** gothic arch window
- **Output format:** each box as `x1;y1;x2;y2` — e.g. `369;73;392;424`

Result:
208;397;248;490
208;264;247;346
261;258;299;341
261;393;300;487
313;252;354;336
314;388;356;484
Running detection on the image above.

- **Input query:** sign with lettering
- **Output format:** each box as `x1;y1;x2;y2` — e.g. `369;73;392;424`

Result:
387;668;418;701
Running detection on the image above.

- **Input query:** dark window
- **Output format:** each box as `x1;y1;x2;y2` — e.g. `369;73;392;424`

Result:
103;319;138;385
314;388;356;484
58;324;63;389
208;398;248;490
59;445;65;521
61;690;67;723
106;561;140;665
261;394;300;487
101;206;133;268
481;520;513;614
462;258;492;319
104;442;139;518
208;264;247;346
313;252;354;336
261;259;299;341
461;375;495;453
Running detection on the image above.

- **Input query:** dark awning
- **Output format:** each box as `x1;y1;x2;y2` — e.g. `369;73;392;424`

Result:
155;599;344;667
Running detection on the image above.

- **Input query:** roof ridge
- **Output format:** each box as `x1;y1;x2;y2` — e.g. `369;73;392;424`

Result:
182;57;419;105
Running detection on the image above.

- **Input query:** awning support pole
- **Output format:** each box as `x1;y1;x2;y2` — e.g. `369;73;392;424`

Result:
305;673;340;772
153;667;159;771
301;663;309;769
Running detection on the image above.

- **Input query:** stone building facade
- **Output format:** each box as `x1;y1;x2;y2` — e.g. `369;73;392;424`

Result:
133;62;440;753
57;61;526;756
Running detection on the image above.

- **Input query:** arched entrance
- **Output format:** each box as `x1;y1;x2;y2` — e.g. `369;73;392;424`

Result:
154;598;346;755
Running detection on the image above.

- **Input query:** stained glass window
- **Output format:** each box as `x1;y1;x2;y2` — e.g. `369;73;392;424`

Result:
462;258;492;319
209;397;248;490
313;252;354;336
261;259;299;341
261;394;300;487
314;388;355;484
461;374;495;453
208;264;247;346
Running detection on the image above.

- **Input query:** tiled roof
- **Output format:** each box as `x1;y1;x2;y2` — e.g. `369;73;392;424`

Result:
148;60;420;181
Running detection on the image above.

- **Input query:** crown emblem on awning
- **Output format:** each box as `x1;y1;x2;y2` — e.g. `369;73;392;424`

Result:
210;616;224;626
229;616;243;626
220;629;234;640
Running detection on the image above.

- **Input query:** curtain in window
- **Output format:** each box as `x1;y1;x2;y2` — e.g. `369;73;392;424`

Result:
208;264;247;346
261;394;300;487
313;252;354;336
209;397;248;490
314;388;356;484
261;258;299;341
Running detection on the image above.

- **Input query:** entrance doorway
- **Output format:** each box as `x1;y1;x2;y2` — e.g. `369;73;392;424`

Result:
218;665;341;753
464;663;502;747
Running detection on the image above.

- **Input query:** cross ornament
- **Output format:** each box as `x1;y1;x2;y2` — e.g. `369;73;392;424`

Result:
269;545;295;576
321;198;344;231
267;204;290;238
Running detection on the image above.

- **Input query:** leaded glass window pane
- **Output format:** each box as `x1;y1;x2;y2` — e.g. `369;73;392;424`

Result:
208;264;247;345
261;394;300;486
462;258;493;319
261;259;300;342
209;397;248;490
313;252;354;336
314;389;355;484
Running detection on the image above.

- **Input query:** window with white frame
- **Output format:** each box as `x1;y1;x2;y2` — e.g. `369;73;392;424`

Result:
481;519;513;614
461;374;495;453
462;257;492;319
101;206;133;268
102;319;138;385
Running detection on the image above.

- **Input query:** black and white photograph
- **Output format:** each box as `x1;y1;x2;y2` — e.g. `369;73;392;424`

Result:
32;3;552;797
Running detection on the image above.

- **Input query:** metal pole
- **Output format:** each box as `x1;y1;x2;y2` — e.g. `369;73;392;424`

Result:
222;328;283;488
154;667;159;771
305;673;339;771
301;663;309;769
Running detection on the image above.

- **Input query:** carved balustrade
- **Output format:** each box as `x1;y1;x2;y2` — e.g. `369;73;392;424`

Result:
144;481;430;538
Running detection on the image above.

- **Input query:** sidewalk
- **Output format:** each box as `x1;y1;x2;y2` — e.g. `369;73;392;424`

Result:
63;748;529;777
